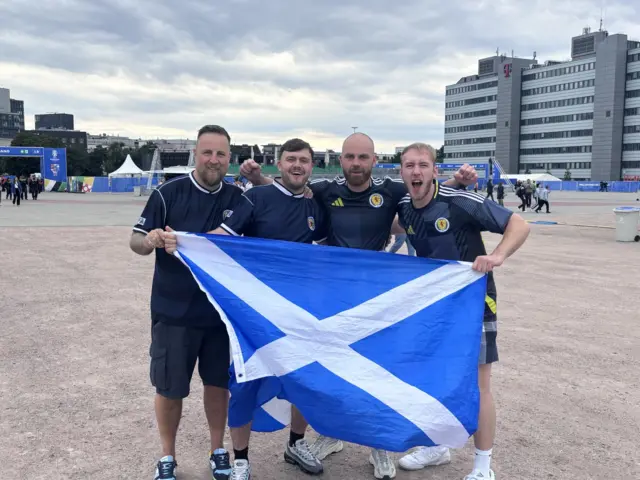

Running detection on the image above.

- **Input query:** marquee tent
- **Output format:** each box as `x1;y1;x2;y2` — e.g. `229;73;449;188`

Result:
108;154;144;177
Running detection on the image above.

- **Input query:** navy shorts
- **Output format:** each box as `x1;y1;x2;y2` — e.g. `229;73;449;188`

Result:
481;294;498;365
149;321;231;399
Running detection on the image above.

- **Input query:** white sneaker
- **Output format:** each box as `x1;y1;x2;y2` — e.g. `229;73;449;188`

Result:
398;446;451;470
309;435;344;461
369;449;396;479
230;459;251;480
464;469;495;480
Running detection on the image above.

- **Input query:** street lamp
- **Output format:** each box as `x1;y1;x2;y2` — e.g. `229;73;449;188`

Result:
351;127;358;133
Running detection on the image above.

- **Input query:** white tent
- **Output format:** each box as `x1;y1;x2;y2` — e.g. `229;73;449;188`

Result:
108;154;144;177
501;173;562;183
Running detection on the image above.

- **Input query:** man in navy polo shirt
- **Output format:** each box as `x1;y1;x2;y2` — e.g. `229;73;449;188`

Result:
165;138;327;480
130;125;243;480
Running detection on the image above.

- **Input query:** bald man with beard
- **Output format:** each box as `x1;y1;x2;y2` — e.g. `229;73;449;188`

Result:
240;133;477;480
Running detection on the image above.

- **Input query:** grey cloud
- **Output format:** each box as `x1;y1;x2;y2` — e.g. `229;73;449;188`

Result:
1;0;639;147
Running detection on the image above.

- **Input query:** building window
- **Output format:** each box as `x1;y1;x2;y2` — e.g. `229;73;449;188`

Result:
520;145;593;155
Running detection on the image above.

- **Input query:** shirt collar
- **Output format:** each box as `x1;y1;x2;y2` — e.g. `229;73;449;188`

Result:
273;178;304;198
189;171;222;194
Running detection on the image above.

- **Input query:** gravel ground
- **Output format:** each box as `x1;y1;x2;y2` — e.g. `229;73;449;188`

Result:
0;191;639;479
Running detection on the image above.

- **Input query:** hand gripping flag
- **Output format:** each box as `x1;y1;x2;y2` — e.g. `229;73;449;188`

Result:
175;233;487;452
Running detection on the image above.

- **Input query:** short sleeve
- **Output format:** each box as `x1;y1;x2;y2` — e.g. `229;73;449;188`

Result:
308;179;331;202
133;189;165;234
383;177;408;211
459;197;513;234
220;194;254;236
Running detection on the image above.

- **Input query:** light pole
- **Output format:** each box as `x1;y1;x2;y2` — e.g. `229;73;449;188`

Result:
351;127;358;133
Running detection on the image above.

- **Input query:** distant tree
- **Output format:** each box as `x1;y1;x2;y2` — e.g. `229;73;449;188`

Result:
436;145;444;163
525;168;531;174
392;152;401;164
563;168;572;181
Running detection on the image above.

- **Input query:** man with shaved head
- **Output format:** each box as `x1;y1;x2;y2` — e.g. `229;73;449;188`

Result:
240;132;477;480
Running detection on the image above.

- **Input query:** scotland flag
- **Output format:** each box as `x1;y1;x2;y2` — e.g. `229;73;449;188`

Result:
175;233;487;452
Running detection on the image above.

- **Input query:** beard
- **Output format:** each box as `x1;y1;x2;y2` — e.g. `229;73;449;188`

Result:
196;164;223;188
344;167;372;187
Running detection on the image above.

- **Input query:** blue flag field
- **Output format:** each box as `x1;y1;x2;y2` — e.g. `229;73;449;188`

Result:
175;233;487;452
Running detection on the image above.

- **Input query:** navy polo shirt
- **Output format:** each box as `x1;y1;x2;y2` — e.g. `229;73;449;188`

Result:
398;182;513;307
133;172;243;327
220;180;327;243
307;176;408;251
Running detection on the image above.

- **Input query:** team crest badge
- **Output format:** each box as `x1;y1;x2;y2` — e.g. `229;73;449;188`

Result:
307;216;316;231
369;193;383;208
223;209;233;220
435;217;450;233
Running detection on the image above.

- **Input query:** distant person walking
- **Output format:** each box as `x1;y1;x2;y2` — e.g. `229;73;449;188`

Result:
524;180;533;208
496;182;505;206
12;178;21;206
535;185;551;213
486;179;495;201
516;181;527;211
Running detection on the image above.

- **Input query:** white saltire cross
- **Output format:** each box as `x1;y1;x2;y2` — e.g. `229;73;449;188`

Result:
176;233;484;447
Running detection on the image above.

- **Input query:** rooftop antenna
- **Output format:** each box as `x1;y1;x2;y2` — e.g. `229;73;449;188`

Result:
533;51;537;60
511;49;514;58
495;47;499;56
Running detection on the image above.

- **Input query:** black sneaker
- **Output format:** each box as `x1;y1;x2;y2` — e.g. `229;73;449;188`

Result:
210;448;232;480
154;455;177;480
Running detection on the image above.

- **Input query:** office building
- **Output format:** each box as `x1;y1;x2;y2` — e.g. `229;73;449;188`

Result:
35;113;74;131
0;87;25;139
26;129;88;151
444;28;640;180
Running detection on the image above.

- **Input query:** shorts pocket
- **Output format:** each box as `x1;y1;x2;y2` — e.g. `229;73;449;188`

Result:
150;345;168;391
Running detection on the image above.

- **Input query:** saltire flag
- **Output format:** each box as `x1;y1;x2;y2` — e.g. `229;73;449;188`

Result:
174;233;487;452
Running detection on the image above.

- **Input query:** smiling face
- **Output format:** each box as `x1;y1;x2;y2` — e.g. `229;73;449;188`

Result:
400;144;438;208
276;138;314;193
194;131;231;189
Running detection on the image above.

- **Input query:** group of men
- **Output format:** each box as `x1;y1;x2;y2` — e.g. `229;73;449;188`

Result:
130;125;530;480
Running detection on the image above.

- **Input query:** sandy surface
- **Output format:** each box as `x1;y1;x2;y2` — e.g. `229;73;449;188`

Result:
1;191;639;479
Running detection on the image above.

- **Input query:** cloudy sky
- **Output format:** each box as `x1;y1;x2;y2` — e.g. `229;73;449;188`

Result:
1;0;639;152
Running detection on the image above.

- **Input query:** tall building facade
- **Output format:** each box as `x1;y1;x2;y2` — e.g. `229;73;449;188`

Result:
0;87;25;139
35;113;74;131
444;29;640;180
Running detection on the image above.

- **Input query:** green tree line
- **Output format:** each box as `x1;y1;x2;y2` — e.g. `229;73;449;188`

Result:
0;132;156;177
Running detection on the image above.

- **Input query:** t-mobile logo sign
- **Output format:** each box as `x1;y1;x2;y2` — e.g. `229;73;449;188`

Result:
503;64;512;78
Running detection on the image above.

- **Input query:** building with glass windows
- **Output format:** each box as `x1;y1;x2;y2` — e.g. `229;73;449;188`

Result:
444;28;640;180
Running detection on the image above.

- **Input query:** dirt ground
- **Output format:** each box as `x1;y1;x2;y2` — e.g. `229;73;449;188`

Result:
0;192;639;479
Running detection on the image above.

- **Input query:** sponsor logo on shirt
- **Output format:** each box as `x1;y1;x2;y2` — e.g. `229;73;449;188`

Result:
369;193;383;208
138;216;146;226
331;198;344;207
435;217;450;233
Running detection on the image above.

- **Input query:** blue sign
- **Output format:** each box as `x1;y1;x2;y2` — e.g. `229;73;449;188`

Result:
0;146;67;182
0;147;44;156
438;163;487;170
43;148;67;182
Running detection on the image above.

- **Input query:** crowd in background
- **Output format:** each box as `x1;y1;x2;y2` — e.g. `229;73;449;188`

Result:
0;175;44;206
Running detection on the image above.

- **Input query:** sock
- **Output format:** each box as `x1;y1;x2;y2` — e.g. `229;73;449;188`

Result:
234;447;249;461
289;431;305;447
473;448;492;477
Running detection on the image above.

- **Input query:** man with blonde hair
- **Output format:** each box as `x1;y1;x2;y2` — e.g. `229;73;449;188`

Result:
395;142;530;480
